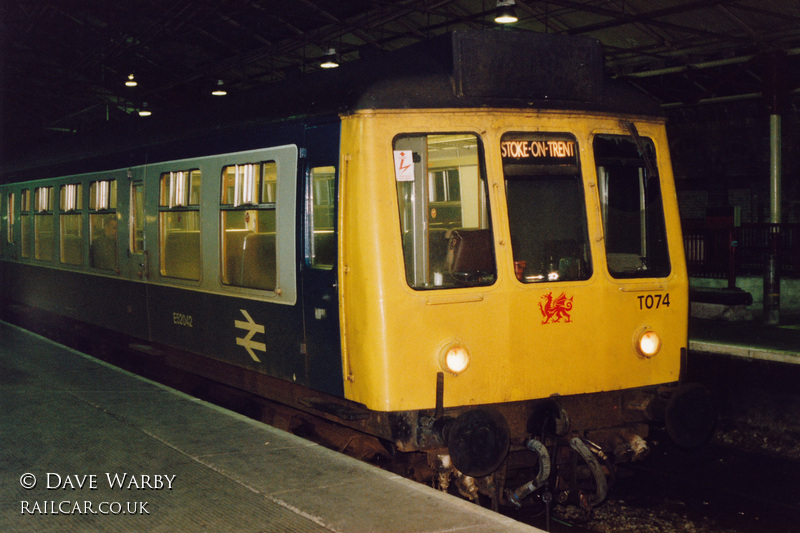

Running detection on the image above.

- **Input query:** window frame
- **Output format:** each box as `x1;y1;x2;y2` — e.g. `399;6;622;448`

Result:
5;192;14;247
501;131;593;284
593;133;671;279
20;188;31;258
59;183;84;266
158;169;202;281
305;165;337;270
219;161;278;290
34;185;55;262
88;179;119;272
393;132;496;290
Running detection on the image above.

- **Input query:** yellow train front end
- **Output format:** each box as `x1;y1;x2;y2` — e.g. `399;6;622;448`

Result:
338;108;712;506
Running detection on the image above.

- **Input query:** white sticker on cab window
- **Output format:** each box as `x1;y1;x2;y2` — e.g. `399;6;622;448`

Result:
393;150;415;182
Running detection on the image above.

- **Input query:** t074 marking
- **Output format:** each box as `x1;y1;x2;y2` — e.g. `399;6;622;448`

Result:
638;293;670;310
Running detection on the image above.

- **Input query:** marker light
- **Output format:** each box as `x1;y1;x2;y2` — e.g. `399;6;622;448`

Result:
439;342;471;375
636;329;662;358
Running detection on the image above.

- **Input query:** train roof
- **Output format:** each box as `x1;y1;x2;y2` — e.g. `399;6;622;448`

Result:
1;30;662;182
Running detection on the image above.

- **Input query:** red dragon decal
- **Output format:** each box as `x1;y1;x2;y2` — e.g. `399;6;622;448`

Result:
539;292;574;324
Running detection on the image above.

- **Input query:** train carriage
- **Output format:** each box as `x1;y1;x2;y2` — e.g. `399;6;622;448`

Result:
0;30;714;510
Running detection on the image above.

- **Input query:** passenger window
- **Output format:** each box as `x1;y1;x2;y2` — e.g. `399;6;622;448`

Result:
158;170;201;280
501;133;592;283
306;166;336;269
220;162;277;290
59;183;83;266
594;134;670;278
34;186;54;262
394;133;496;289
20;189;30;258
89;180;118;271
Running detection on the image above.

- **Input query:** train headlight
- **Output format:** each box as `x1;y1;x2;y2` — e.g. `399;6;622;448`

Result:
439;342;471;375
635;328;662;358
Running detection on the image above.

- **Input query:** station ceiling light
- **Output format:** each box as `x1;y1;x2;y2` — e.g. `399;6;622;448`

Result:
138;102;151;117
125;74;137;87
320;48;339;69
494;0;518;24
212;79;227;96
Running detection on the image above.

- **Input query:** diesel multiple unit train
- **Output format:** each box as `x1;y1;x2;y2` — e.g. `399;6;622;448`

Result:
0;31;714;510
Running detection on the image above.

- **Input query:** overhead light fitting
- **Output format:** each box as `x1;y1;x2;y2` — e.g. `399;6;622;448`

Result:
212;79;227;96
138;102;151;117
494;0;518;24
125;74;138;87
320;48;339;69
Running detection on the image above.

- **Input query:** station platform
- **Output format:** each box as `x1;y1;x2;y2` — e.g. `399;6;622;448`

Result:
0;321;538;533
689;309;800;364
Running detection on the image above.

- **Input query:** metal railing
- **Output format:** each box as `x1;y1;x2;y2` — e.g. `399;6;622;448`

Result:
683;223;800;279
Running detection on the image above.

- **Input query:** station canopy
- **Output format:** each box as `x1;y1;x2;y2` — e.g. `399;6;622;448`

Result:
2;1;799;158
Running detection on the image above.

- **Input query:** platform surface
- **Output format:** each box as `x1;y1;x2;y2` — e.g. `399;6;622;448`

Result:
689;310;800;364
0;321;538;532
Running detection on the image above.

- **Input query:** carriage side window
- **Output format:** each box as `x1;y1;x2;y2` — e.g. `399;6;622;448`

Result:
34;186;55;262
394;133;496;289
6;192;14;247
306;166;336;269
158;170;201;280
594;134;670;278
501;133;592;283
20;189;31;258
89;179;118;271
220;162;277;290
59;183;83;266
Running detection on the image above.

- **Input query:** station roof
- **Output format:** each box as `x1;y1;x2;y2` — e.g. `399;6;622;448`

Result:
2;1;799;157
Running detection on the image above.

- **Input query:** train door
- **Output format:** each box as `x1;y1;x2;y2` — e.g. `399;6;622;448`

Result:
301;122;343;396
128;181;148;280
117;179;152;340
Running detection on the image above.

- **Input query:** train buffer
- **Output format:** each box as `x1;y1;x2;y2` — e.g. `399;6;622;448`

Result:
0;321;540;533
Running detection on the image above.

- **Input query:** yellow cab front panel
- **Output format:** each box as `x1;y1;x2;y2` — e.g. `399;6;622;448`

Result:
339;109;687;413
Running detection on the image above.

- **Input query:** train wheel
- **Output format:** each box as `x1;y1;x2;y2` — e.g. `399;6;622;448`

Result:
665;382;717;448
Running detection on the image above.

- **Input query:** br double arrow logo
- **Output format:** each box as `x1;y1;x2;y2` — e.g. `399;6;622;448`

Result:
235;309;266;362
